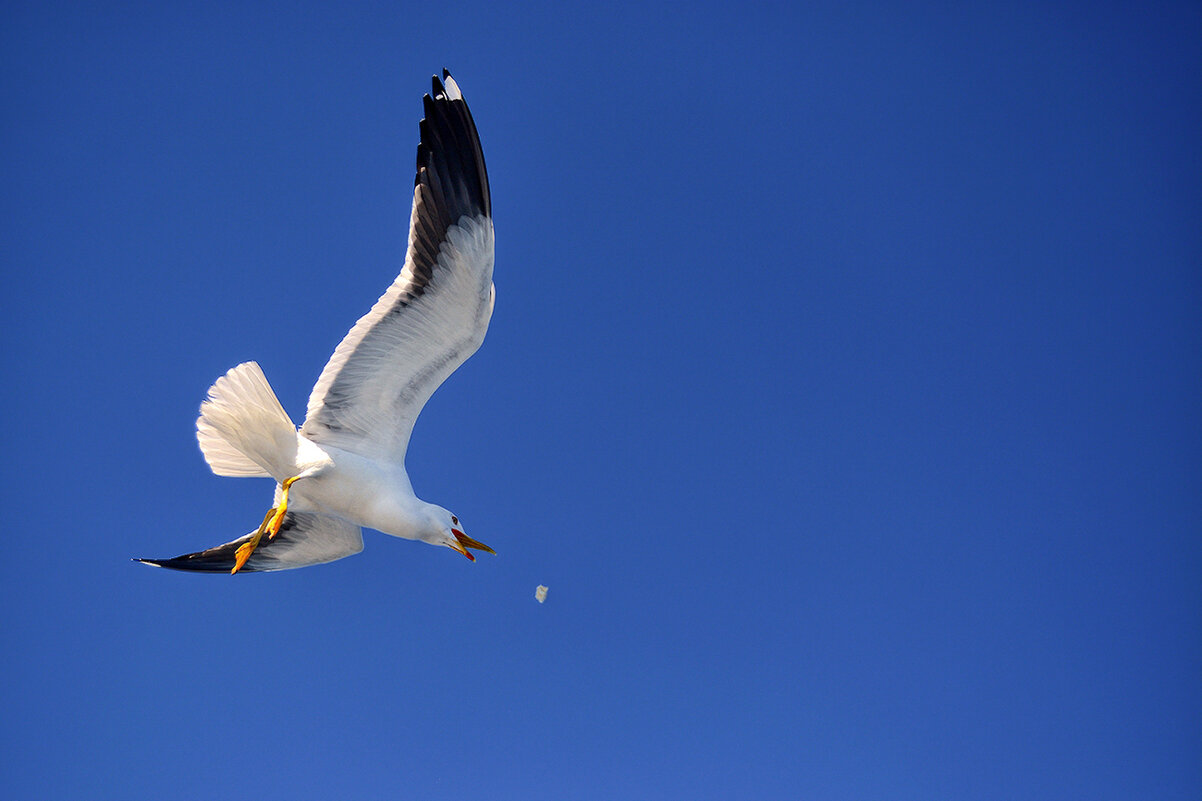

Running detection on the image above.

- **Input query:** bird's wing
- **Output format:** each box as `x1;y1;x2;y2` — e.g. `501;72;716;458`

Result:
136;511;363;573
301;71;493;465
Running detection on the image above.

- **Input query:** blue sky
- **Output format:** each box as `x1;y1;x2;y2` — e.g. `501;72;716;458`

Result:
2;1;1199;798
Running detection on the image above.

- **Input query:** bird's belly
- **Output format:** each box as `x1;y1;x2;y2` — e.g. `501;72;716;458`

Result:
292;442;419;539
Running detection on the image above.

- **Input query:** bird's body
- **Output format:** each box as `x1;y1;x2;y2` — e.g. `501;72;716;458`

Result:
138;71;497;573
282;439;427;543
287;440;397;532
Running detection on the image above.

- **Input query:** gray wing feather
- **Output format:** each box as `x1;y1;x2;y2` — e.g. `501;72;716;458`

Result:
136;511;364;573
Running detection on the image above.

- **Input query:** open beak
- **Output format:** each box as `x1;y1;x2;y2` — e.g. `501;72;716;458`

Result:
451;529;495;561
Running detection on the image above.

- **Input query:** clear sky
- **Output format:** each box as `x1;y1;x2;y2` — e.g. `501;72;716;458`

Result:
2;1;1199;799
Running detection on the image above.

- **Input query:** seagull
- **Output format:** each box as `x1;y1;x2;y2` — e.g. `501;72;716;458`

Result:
138;70;496;573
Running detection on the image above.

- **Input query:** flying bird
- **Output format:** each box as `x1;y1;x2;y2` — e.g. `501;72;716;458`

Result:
138;71;496;573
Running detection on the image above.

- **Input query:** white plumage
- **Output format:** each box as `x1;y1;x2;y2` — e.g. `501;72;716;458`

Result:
303;213;495;464
196;361;296;478
139;71;497;573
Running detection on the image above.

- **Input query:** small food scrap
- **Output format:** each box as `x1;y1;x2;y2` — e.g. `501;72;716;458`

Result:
535;585;548;603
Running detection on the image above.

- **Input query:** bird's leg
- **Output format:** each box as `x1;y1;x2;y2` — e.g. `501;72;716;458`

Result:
230;476;303;573
266;476;301;539
232;508;277;575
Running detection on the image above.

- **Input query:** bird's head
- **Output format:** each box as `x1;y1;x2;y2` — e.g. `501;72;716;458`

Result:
424;504;495;561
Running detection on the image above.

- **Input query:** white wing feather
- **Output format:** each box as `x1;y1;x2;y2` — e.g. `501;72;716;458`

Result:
301;213;494;464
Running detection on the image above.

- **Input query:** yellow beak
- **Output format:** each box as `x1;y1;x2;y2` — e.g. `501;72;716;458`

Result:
452;529;495;561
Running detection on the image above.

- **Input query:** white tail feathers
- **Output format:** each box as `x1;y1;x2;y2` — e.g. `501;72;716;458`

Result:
196;362;298;479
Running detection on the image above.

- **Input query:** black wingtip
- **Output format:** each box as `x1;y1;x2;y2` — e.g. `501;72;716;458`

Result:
131;541;261;573
134;555;195;571
413;69;490;219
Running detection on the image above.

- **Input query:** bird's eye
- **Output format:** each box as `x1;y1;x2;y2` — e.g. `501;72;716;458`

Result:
452;516;459;525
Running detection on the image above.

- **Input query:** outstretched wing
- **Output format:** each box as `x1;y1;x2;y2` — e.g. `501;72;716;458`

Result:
136;511;364;573
301;70;494;466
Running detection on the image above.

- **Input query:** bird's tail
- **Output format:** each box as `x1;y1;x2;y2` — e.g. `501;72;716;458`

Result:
196;361;298;479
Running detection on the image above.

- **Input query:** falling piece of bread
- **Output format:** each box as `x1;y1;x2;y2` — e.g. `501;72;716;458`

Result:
535;585;548;603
